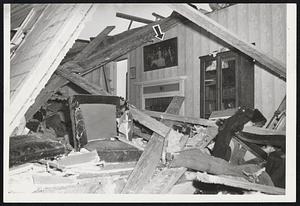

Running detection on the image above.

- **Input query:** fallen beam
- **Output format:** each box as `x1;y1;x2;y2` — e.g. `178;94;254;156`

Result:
121;96;185;194
116;12;154;24
56;68;109;96
142;109;217;127
73;26;115;60
168;4;286;80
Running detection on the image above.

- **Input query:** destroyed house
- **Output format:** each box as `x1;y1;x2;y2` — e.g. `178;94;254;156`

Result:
6;3;290;197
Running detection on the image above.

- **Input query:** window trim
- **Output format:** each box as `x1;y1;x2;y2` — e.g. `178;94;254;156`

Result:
137;76;186;116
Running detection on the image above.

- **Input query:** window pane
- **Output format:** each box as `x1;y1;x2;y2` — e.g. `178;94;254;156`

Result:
221;58;236;110
145;96;173;112
143;83;179;94
204;60;217;118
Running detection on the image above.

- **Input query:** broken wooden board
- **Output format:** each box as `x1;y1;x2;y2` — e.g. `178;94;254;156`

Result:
9;135;65;167
74;26;115;60
140;167;187;194
56;68;109;96
168;4;286;80
10;4;95;135
77;162;136;179
116;135;145;151
129;107;174;138
120;130;166;194
121;96;185;194
233;134;268;161
169;148;271;182
142;109;217;127
189;172;285;195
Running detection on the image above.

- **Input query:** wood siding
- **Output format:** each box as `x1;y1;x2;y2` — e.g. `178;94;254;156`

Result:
128;4;286;121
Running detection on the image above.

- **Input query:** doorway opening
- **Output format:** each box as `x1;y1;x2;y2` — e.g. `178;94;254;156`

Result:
116;59;128;99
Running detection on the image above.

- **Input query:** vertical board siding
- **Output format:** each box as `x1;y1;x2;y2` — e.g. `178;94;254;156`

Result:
128;4;286;121
185;25;194;117
271;4;287;109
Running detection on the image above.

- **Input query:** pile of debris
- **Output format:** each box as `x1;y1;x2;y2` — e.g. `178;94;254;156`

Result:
8;93;286;195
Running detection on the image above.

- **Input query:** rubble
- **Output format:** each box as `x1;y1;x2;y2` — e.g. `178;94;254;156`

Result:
8;94;287;194
8;4;287;196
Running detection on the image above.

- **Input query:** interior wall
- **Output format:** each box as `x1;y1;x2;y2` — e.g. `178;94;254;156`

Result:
129;4;287;121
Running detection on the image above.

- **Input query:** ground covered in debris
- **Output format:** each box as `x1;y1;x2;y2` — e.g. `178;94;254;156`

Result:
8;93;286;195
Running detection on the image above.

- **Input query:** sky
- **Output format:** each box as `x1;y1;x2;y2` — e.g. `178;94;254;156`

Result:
78;4;211;40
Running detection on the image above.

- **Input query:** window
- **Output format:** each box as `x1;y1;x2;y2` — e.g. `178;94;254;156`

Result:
200;51;254;119
139;77;186;115
143;37;178;72
145;96;174;112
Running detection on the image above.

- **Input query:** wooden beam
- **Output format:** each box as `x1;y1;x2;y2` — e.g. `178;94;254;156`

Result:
116;12;154;24
168;4;286;80
233;134;268;161
74;26;115;60
55;68;109;96
189;172;285;195
121;96;185;194
142;109;217;127
152;12;166;20
129;107;174;138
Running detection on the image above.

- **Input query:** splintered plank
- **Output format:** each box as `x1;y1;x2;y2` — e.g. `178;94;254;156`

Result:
121;96;184;194
121;130;166;193
142;109;217;127
74;26;115;60
129;107;171;138
191;172;285;195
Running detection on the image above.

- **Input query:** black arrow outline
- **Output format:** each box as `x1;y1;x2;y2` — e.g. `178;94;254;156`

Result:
152;25;165;40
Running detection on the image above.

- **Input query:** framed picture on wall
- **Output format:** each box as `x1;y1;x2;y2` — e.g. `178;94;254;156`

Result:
143;37;178;72
129;66;136;79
